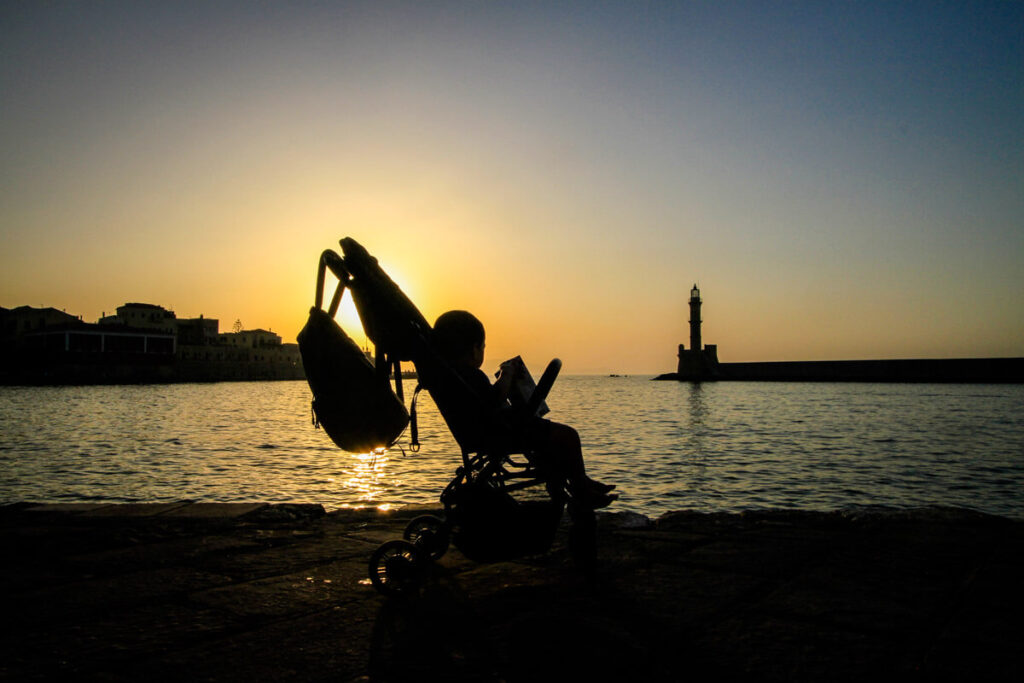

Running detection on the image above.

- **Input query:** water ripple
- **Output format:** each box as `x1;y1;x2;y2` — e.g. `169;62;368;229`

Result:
1;379;1023;518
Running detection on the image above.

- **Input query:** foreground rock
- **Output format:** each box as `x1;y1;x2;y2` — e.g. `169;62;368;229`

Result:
0;502;1021;681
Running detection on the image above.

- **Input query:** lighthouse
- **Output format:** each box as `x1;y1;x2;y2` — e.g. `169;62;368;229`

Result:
676;283;718;380
689;284;702;352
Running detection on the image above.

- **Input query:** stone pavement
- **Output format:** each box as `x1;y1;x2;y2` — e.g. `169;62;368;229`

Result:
1;502;1021;681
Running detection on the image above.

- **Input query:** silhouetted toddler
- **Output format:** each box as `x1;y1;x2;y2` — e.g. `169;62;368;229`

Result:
432;310;616;508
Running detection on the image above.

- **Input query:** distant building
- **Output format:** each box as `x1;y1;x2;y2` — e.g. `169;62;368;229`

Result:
2;301;302;384
176;315;219;345
1;305;177;383
99;303;176;332
202;328;301;375
28;323;177;355
218;329;282;349
1;306;80;348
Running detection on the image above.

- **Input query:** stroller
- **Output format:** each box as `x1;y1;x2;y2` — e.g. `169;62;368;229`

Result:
298;238;596;596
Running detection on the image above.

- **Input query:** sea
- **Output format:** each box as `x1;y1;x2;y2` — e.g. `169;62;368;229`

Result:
1;377;1022;519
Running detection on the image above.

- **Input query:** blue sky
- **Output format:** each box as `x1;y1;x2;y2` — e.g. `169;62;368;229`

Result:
2;1;1021;372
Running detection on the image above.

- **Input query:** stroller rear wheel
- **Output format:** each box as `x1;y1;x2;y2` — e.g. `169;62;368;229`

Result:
368;540;424;596
403;515;450;560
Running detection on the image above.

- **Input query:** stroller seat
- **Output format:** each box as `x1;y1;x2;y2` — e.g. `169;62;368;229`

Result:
416;353;569;562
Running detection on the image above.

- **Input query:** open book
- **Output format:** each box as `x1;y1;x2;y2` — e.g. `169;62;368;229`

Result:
498;356;550;417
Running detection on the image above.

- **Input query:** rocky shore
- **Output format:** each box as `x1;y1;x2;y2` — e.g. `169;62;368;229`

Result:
1;502;1021;681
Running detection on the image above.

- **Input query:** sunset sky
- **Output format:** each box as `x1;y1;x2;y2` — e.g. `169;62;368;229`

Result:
2;1;1022;374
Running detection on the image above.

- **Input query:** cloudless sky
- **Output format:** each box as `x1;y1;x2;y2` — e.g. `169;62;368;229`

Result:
2;1;1022;373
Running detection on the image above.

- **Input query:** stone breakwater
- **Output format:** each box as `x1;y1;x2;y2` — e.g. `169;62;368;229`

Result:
1;502;1021;681
655;356;1024;383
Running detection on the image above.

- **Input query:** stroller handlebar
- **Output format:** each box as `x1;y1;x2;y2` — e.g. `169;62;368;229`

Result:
525;358;561;417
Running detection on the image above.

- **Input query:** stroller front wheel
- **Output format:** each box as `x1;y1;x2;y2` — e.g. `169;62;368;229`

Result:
368;540;425;596
403;515;450;560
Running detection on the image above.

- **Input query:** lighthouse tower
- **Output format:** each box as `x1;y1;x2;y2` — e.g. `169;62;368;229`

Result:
676;283;718;380
689;284;702;352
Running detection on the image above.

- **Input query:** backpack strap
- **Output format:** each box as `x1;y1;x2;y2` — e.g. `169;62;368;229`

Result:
409;384;422;452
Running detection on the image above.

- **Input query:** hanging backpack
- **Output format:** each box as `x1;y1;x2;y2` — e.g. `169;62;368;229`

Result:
297;250;409;453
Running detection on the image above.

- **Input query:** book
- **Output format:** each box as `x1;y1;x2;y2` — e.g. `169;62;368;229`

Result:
498;355;550;417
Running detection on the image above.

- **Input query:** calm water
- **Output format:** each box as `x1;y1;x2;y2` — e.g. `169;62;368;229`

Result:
1;378;1022;518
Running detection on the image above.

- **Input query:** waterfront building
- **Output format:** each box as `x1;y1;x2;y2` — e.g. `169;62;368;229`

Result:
1;306;80;348
1;302;302;384
99;303;176;333
25;323;176;355
218;329;282;349
176;315;219;345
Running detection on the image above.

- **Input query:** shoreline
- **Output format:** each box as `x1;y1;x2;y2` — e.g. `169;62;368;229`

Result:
6;498;1022;522
2;501;1021;680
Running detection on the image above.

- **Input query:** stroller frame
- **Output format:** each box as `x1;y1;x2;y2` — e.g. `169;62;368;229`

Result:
305;238;595;596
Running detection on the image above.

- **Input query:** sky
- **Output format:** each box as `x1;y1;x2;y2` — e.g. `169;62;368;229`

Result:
2;1;1022;374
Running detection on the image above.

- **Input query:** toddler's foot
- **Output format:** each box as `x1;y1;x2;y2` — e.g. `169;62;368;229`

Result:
584;476;616;494
574;488;618;509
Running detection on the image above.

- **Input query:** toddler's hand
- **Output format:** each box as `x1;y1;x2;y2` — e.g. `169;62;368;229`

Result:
499;359;520;379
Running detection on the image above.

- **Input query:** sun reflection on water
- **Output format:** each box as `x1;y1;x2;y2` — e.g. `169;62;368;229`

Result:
339;447;394;508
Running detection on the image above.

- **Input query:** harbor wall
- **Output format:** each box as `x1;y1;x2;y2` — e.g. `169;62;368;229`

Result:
656;357;1024;383
0;350;304;385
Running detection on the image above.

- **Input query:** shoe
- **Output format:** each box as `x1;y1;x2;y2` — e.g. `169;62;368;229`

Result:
584;477;616;493
576;489;618;509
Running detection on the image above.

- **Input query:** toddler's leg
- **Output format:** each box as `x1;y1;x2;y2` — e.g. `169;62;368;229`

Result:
546;422;616;499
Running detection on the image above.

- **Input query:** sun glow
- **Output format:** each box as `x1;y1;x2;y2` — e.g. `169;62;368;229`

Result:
336;296;369;350
319;252;430;349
